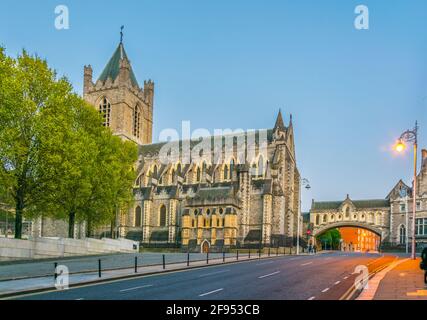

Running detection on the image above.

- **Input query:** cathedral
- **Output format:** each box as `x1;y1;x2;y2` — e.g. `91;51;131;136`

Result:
82;39;301;252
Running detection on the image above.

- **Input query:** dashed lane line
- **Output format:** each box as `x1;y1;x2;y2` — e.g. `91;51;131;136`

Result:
258;271;281;279
334;281;341;285
199;288;224;297
322;288;330;293
256;261;275;266
119;284;153;293
198;270;230;278
308;296;316;300
301;262;313;266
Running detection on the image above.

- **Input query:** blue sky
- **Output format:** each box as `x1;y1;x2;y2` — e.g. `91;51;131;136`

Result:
1;0;426;210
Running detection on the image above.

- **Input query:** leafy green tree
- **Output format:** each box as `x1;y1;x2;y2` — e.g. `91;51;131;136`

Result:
0;48;137;238
317;229;341;250
0;48;79;238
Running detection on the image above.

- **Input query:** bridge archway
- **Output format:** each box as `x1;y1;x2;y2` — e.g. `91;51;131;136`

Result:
312;222;383;251
313;222;383;238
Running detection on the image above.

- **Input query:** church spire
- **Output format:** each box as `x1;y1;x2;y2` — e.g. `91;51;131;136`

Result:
97;29;140;88
274;109;286;131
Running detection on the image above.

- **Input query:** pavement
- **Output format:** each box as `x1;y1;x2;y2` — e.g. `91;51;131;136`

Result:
4;252;393;300
373;258;427;300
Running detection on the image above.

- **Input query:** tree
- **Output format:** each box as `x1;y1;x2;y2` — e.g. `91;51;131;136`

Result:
317;229;341;250
0;48;79;238
0;48;138;239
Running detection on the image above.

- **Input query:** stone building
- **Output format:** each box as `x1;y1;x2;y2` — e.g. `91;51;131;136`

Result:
309;148;427;249
387;149;427;248
80;39;301;252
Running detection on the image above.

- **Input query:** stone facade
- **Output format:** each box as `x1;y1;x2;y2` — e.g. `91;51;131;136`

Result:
82;40;301;252
388;149;427;247
309;149;427;248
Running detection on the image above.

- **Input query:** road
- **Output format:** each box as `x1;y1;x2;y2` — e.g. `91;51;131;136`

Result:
13;252;397;300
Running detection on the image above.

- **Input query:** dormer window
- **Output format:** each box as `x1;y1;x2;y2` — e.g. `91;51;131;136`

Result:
99;97;111;127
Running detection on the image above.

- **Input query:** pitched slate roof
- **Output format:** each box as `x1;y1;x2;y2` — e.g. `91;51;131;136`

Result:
311;199;390;210
97;43;139;87
139;129;274;157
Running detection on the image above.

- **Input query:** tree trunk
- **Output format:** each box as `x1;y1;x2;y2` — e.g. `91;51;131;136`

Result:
110;220;114;239
86;218;92;238
68;211;76;238
14;185;25;239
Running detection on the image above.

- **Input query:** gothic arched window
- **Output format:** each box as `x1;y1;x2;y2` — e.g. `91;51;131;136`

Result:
196;167;201;182
230;159;235;180
224;165;229;181
133;104;141;139
135;206;142;227
258;155;264;177
399;225;406;245
169;169;175;184
99;97;111;127
159;205;167;227
345;207;351;218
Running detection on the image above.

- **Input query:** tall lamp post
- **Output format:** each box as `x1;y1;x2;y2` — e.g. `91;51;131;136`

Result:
395;121;418;260
297;178;311;255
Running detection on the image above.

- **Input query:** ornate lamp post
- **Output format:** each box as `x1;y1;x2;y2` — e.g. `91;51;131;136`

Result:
395;121;418;260
297;178;311;255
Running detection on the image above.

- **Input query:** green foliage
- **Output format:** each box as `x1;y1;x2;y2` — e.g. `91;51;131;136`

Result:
317;229;342;250
0;47;137;238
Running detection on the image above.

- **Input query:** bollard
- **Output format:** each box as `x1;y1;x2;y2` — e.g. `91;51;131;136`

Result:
249;249;251;259
223;251;226;263
54;262;58;280
134;256;138;273
276;247;279;256
206;252;209;264
187;252;190;267
268;247;271;257
258;249;261;259
237;250;239;260
98;259;102;278
162;254;166;270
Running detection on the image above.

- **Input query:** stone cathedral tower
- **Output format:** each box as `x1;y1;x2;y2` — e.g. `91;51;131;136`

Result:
83;37;154;145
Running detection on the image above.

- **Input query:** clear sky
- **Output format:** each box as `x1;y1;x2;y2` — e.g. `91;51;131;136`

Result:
1;0;426;211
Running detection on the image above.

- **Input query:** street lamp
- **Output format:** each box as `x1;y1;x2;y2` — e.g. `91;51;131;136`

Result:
297;178;311;255
394;121;418;260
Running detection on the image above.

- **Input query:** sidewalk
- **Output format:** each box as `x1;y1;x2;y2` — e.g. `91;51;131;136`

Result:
374;258;427;300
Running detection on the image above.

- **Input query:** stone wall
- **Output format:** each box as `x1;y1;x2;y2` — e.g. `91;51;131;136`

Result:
0;237;139;261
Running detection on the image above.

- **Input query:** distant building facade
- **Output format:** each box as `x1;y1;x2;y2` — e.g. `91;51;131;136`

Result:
309;149;427;249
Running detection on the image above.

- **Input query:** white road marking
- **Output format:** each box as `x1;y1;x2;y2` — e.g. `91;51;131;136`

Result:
198;270;230;278
258;271;281;279
301;262;313;266
119;284;153;292
322;288;330;293
199;288;224;297
334;281;341;285
343;276;349;280
75;298;84;300
256;261;275;266
308;296;316;300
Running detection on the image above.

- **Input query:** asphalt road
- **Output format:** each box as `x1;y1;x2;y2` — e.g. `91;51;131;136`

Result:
14;252;396;300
